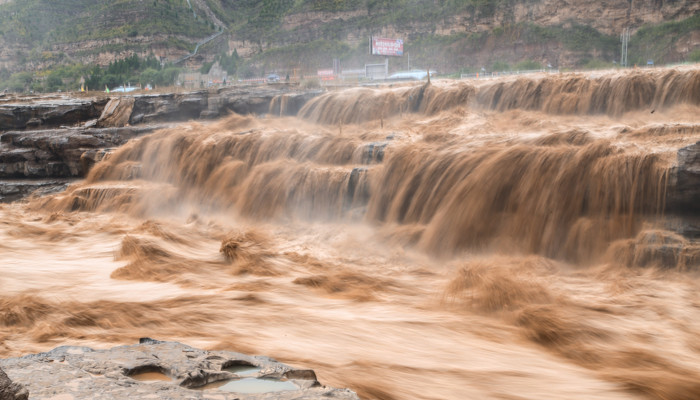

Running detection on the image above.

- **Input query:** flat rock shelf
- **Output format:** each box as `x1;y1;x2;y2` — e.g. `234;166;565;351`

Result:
0;339;359;400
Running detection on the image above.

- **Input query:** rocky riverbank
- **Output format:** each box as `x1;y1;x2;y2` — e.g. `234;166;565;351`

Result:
0;87;322;202
0;125;167;202
0;339;359;400
0;87;320;131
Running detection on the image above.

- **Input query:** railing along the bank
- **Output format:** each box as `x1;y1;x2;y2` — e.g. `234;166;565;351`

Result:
460;69;559;80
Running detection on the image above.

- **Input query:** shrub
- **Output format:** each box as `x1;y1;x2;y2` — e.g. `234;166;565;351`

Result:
583;59;615;70
491;61;510;72
689;49;700;63
514;60;541;70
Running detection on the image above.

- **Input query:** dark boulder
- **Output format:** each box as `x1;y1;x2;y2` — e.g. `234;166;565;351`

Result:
0;367;28;400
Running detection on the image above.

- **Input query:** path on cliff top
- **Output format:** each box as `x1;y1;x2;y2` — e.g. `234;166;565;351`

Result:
176;0;226;64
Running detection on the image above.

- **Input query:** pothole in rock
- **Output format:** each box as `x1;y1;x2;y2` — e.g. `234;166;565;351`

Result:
124;365;173;382
195;377;299;393
221;360;261;376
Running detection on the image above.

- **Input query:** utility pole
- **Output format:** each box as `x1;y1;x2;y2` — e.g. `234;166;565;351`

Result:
407;52;410;70
620;28;630;67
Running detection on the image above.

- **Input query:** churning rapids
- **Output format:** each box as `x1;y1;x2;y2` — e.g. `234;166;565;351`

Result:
2;67;700;400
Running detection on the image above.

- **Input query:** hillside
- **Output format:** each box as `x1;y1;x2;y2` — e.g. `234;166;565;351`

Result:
225;0;699;74
0;0;217;68
0;0;699;86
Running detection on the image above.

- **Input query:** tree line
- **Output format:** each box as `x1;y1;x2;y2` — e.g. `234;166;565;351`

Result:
0;54;183;93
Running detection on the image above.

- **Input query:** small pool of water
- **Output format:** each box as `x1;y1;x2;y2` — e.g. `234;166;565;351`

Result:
223;365;261;376
129;371;172;382
198;378;298;393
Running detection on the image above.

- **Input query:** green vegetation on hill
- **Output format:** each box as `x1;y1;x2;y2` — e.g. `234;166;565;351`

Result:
627;13;700;65
0;0;214;43
194;0;531;44
0;0;215;64
287;0;520;17
690;49;700;63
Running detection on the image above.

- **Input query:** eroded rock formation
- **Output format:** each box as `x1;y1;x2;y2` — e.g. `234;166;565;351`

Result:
0;339;358;400
0;125;165;179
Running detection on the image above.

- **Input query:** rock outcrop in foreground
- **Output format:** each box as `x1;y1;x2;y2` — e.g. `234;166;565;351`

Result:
0;339;358;400
0;367;28;400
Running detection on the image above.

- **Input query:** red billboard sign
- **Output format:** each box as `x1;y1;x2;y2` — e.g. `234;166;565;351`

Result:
371;37;404;57
317;69;335;81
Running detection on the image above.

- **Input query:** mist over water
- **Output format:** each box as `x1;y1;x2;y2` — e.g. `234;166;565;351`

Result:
2;68;700;399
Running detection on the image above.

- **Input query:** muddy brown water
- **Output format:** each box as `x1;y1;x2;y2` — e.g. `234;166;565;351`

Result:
2;68;700;399
129;371;172;382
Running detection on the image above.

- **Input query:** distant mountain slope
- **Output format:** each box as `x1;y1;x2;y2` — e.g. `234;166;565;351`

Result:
0;0;698;75
0;0;216;43
0;0;217;70
220;0;699;74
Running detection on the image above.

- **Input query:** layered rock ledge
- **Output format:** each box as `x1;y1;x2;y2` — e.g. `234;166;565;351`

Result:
0;96;107;131
0;87;321;201
0;339;358;400
0;125;165;179
0;125;168;202
0;87;320;131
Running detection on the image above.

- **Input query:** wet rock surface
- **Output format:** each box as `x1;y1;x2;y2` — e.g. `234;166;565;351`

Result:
0;339;358;400
0;125;167;180
0;179;72;203
667;140;700;215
